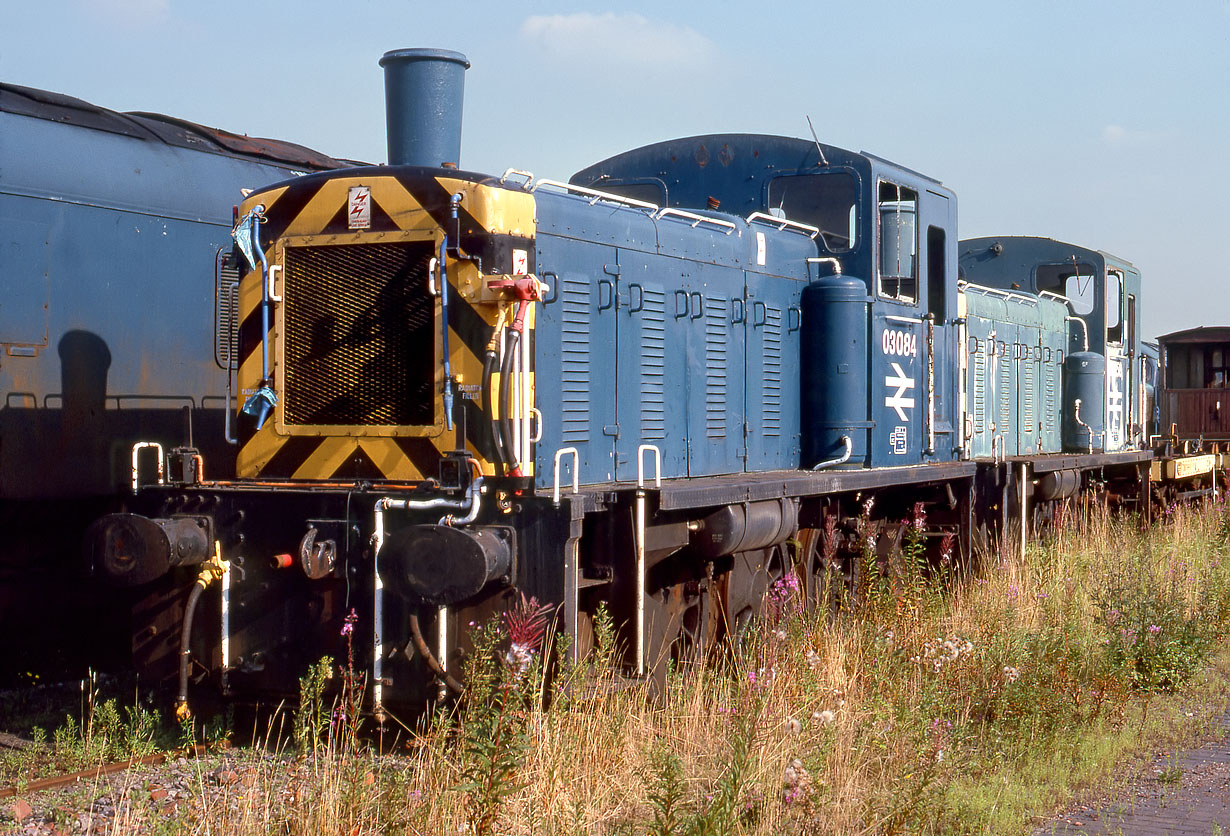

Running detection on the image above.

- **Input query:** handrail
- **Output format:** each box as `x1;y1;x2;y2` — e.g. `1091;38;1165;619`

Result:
553;447;580;506
500;168;535;188
637;444;662;488
655;207;735;234
807;257;843;275
131;442;165;493
745;211;820;239
531;179;658;211
1066;315;1090;351
961;281;1040;306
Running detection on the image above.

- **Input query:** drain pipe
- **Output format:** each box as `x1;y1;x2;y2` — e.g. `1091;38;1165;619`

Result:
811;435;853;471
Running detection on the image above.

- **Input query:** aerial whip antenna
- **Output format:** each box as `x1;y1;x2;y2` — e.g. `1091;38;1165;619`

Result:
806;115;829;166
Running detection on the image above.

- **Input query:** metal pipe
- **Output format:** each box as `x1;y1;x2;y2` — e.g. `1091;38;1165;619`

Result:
635;445;662;677
1074;398;1093;454
220;551;230;694
439;233;454;432
811;435;853;471
806;256;843;275
1019;461;1029;560
1066;315;1090;352
253;208;270;381
436;605;449;701
372;500;388;718
438;477;485;526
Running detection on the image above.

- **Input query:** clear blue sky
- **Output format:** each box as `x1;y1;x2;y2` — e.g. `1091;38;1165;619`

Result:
4;0;1227;340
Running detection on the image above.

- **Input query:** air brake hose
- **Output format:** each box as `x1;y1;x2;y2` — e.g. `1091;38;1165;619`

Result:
409;612;464;694
176;580;207;717
483;309;509;475
174;546;226;721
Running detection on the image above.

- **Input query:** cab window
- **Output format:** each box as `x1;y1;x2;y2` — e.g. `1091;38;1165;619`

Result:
878;182;917;302
766;171;858;252
1106;269;1124;345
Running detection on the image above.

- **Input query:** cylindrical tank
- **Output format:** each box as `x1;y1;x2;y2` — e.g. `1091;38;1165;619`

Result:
879;201;916;278
379;524;512;606
801;275;869;467
379;48;470;167
1062;351;1106;452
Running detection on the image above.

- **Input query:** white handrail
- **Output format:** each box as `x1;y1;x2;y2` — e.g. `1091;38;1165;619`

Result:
531;179;658;211
745;211;820;239
553;447;580;506
655;207;735;234
637;444;662;488
131;441;165;493
500;168;535;187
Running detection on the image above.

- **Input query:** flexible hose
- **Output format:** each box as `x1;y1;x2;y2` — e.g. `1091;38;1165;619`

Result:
176;579;208;711
498;329;522;477
482;347;506;475
409;613;463;693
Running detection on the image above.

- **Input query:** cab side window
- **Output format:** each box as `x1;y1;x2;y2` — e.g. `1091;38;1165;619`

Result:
878;182;917;303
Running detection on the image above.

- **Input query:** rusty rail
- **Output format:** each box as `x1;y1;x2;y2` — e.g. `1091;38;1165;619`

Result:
0;744;212;799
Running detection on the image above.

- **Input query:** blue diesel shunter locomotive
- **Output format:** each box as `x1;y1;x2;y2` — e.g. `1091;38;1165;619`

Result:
85;49;1153;715
0;82;349;674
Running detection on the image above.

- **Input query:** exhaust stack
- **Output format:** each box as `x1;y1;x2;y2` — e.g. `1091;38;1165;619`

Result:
379;47;470;168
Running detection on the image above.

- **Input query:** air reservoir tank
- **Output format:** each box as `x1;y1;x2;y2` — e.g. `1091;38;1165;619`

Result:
801;275;869;467
1062;351;1106;452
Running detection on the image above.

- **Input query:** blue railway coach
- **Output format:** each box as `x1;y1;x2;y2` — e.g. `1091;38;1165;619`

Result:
0;83;350;675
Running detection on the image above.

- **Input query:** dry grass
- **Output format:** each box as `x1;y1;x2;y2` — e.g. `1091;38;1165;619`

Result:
52;495;1230;835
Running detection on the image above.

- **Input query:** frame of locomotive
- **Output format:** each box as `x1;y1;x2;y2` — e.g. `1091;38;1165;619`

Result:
87;48;1221;717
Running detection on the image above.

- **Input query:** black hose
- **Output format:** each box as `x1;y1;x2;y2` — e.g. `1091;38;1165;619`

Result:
177;579;207;709
498;329;522;477
409;613;463;694
482;347;506;476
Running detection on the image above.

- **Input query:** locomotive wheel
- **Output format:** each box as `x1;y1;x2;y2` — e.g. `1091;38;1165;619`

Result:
642;576;718;690
794;524;857;615
723;545;788;635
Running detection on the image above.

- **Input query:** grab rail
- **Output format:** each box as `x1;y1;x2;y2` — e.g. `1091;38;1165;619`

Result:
745;212;820;239
553;447;580;506
531;179;658;211
655;207;735;234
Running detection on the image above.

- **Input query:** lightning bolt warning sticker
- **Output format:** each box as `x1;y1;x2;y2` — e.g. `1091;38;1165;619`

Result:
348;186;372;230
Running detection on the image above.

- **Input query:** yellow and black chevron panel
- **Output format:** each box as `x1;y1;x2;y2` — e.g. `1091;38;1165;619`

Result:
234;168;537;482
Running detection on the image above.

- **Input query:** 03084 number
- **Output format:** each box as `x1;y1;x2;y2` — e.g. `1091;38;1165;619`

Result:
882;329;917;358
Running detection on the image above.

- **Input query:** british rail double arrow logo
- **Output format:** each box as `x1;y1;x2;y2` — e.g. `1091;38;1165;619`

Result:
885;363;916;421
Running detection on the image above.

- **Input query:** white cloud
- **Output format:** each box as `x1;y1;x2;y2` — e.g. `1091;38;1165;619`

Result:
76;0;170;27
519;12;716;67
1102;123;1169;147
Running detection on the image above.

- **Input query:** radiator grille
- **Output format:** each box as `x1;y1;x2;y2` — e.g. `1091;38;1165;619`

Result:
283;242;436;427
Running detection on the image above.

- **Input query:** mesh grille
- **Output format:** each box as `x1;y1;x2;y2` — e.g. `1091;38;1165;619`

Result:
283;242;435;427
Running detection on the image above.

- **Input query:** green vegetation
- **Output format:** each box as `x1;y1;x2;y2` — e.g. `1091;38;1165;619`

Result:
6;494;1230;834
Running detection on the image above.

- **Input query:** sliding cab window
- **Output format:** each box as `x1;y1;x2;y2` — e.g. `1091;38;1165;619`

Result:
765;171;858;252
1106;269;1124;345
878;182;917;303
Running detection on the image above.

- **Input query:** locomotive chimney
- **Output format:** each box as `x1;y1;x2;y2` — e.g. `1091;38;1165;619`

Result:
379;47;470;168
